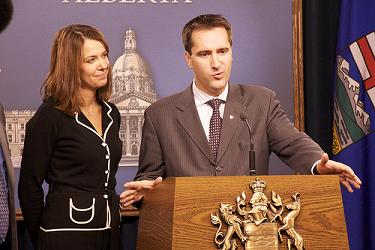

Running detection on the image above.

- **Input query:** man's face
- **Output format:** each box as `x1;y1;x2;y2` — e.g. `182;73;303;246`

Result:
184;27;232;97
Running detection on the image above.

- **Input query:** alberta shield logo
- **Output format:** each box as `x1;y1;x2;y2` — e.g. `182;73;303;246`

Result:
333;31;375;155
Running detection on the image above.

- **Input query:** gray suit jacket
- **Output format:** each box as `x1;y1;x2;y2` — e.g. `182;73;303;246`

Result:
0;104;18;250
135;84;323;180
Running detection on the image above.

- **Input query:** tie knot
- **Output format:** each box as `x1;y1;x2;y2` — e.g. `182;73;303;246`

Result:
207;99;223;111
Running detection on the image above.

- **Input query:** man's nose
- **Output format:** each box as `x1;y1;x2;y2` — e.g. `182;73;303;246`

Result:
210;53;221;69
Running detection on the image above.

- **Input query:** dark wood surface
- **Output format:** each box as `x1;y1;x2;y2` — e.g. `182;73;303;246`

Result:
137;175;348;250
292;0;305;131
137;178;176;250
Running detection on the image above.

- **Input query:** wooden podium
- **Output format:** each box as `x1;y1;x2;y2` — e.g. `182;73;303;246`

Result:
137;176;348;249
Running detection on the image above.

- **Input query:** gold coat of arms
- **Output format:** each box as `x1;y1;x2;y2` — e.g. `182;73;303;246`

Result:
210;178;304;250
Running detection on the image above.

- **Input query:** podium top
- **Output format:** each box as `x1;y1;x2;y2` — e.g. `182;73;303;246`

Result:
138;175;348;250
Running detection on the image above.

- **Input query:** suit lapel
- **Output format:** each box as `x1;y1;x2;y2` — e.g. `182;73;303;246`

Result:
0;105;17;247
216;85;247;164
0;106;16;193
0;123;10;158
0;105;11;164
176;86;215;164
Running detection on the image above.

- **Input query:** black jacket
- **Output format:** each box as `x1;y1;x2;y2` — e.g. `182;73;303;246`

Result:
18;101;122;249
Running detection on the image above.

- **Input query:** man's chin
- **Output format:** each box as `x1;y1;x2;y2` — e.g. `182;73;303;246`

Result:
211;81;227;89
208;83;227;95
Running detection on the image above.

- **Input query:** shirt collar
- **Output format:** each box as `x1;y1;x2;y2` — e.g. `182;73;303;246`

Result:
192;79;228;107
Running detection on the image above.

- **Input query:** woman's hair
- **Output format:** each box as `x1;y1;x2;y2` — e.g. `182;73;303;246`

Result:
41;24;112;116
182;14;232;55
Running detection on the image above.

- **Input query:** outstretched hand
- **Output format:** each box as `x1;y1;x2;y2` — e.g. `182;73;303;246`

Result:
316;153;362;192
119;176;163;207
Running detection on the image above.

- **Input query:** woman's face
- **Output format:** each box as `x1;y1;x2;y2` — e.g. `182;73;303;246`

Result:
79;38;109;91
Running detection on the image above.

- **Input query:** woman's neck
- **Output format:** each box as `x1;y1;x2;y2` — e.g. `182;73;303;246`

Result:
80;87;97;107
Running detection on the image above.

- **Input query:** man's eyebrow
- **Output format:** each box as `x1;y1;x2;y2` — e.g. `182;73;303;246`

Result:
196;50;211;54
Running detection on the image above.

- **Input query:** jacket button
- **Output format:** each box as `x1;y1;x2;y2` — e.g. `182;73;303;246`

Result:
103;194;108;199
215;167;222;172
104;182;108;187
105;170;109;174
105;154;110;159
102;142;107;147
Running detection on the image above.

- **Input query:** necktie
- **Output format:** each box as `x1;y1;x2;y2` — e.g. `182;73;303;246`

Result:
0;156;9;243
207;99;223;159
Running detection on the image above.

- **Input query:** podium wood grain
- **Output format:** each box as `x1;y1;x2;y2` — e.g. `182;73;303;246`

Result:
137;175;348;250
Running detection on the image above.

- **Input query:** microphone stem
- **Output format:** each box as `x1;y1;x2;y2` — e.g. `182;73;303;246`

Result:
249;149;256;176
240;113;256;176
245;118;256;175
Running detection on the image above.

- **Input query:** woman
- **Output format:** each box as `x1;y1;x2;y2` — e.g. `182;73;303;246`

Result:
18;24;122;250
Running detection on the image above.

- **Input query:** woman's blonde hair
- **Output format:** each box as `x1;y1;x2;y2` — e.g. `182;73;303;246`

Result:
41;24;112;116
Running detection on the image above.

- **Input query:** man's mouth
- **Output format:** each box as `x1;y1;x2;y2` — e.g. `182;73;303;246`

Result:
212;72;224;79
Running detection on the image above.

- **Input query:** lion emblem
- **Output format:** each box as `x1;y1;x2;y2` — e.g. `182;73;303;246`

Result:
210;178;304;250
211;203;247;250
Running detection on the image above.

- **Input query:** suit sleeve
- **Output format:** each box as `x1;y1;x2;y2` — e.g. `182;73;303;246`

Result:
135;109;165;180
266;91;323;174
18;107;56;249
0;104;5;128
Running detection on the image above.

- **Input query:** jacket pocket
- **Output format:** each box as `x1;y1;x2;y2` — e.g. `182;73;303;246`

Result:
40;192;108;231
69;197;96;225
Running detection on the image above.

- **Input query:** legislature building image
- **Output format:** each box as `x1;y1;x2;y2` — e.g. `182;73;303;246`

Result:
4;109;35;167
110;27;157;166
5;27;157;167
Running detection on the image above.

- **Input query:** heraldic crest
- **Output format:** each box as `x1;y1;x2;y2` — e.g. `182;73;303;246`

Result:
210;178;304;250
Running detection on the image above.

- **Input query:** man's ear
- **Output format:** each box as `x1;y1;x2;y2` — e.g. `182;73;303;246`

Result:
184;51;192;68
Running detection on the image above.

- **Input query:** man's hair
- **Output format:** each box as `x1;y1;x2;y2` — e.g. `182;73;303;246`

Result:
41;24;112;116
182;14;232;54
0;0;13;33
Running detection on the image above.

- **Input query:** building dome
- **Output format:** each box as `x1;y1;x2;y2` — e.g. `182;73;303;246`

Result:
109;27;157;166
112;27;156;100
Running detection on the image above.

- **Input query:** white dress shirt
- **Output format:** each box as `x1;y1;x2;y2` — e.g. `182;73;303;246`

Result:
192;79;228;141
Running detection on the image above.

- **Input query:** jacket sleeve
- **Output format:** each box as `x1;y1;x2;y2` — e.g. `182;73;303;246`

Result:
265;90;324;174
135;109;166;180
18;106;57;249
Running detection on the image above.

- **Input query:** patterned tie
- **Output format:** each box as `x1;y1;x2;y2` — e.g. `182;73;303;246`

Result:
207;99;223;159
0;155;9;243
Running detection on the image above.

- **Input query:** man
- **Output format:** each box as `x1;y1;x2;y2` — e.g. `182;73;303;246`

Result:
120;14;361;207
0;104;17;250
1;1;17;249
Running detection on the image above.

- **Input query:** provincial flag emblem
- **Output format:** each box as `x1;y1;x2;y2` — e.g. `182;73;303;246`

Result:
332;31;374;155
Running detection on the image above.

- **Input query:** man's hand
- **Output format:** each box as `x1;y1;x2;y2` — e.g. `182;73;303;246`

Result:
119;177;163;207
316;153;362;192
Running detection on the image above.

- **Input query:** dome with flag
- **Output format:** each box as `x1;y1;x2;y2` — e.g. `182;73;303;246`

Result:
110;28;157;166
111;27;156;100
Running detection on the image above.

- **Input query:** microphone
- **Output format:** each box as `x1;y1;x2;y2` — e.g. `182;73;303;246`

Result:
240;112;256;176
